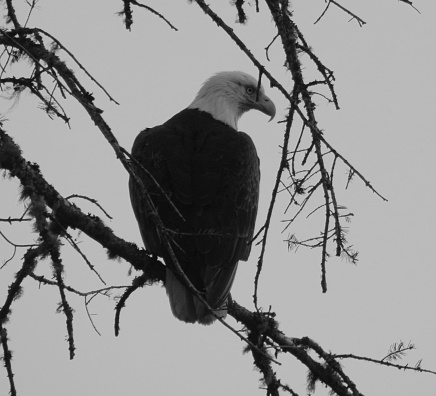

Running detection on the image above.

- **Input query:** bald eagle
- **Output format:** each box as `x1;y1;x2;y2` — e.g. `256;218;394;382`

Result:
129;71;275;324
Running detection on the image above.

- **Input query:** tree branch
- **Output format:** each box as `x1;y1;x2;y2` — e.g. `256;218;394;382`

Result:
0;128;165;280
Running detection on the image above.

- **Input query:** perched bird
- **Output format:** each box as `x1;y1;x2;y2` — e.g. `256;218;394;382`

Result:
129;71;275;324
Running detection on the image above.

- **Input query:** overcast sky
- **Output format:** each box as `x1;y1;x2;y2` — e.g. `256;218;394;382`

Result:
1;1;436;395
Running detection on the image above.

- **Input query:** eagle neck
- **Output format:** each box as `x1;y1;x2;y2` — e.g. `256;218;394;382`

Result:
188;93;241;130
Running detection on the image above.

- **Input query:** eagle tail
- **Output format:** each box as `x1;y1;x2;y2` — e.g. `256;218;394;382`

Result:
165;268;227;325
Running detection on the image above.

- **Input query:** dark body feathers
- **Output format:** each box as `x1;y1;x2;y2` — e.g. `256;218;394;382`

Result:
129;109;260;324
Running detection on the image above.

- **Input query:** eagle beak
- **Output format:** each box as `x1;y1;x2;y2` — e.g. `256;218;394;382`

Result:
255;94;276;122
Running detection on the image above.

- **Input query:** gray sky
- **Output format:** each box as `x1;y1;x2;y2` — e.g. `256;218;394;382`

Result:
1;0;436;395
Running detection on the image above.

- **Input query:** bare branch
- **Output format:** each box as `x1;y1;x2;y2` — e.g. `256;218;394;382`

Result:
317;1;367;27
23;0;39;27
114;273;149;336
49;214;107;285
29;272;128;297
52;249;76;359
66;194;113;220
333;352;436;375
35;28;120;104
398;0;421;14
119;0;178;31
0;216;31;223
5;0;21;29
0;327;17;396
233;0;247;24
254;101;297;309
0;129;165;280
0;246;38;326
230;301;364;396
264;33;279;61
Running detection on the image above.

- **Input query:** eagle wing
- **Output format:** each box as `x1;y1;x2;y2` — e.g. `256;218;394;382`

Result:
129;109;260;324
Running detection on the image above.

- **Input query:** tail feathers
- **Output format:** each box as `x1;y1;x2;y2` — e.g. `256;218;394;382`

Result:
165;268;227;325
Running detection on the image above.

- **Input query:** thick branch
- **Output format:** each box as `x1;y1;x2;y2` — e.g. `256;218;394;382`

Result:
229;300;363;396
0;128;165;281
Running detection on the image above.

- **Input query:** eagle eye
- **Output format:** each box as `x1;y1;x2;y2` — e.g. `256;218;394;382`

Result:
246;86;255;95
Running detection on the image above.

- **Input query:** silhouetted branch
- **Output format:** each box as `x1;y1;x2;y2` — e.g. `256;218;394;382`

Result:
35;27;120;104
229;301;366;396
0;76;70;123
29;272;128;297
398;0;421;13
234;0;247;24
0;216;31;223
0;229;37;269
52;249;76;359
0;129;164;279
115;273;150;336
66;195;113;220
4;0;20;29
264;33;279;61
0;245;38;326
315;1;367;26
29;272;128;336
333;352;436;375
0;327;16;396
119;0;178;31
253;99;297;310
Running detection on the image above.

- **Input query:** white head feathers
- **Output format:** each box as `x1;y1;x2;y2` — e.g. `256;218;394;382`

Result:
188;71;276;130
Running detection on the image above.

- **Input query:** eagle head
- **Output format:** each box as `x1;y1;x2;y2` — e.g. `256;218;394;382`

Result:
188;71;276;130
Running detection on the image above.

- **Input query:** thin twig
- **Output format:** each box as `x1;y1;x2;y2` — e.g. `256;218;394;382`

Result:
264;34;278;61
35;28;120;104
398;0;421;13
330;0;367;26
128;0;178;31
0;216;31;223
253;101;297;310
333;353;436;375
84;293;103;336
66;194;113;220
